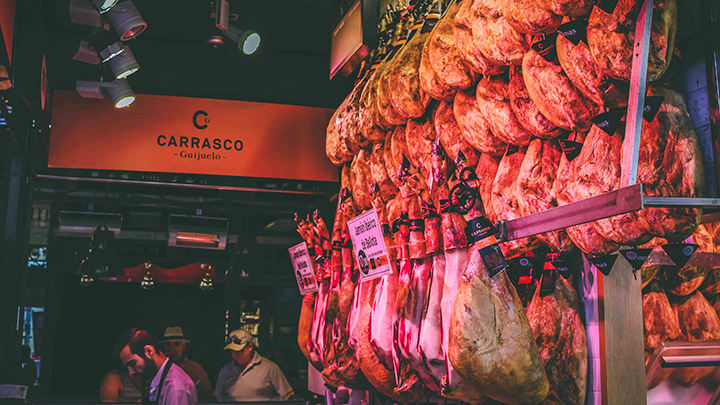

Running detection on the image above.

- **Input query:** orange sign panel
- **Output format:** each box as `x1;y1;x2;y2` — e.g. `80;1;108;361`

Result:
0;0;15;63
48;90;338;182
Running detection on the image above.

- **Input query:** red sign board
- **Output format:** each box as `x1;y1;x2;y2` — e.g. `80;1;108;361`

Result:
48;90;338;182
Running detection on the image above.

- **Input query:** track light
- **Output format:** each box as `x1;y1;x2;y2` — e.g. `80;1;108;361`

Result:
93;0;120;13
107;46;139;79
76;79;136;108
105;1;147;41
240;31;261;55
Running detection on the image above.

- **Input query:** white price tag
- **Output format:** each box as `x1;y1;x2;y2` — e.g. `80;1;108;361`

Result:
288;242;319;295
347;208;393;281
0;385;28;399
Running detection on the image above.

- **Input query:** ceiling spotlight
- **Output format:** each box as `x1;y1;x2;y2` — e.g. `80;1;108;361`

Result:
107;46;139;79
76;79;136;108
105;1;147;41
239;31;261;55
93;0;120;13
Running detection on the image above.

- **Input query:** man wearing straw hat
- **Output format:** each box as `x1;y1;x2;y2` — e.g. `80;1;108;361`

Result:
159;326;212;399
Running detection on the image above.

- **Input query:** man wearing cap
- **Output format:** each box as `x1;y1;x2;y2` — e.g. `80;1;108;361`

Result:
214;329;294;402
115;328;198;405
159;326;213;399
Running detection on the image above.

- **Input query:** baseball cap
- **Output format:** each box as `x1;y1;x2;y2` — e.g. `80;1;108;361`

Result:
224;329;253;351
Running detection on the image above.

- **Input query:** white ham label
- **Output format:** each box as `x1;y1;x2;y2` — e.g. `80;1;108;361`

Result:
347;208;393;282
288;242;319;295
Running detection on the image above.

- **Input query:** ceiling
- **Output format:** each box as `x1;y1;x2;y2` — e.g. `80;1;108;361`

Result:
39;0;355;108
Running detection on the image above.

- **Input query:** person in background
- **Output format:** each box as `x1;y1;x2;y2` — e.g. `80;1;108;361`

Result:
214;329;294;402
99;367;142;403
159;326;213;399
114;328;198;405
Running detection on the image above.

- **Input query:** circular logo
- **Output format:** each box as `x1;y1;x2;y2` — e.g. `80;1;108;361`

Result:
358;250;370;275
519;258;530;267
626;251;637;261
683;245;695;256
193;110;209;130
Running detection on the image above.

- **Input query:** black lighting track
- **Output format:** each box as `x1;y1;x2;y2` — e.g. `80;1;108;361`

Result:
37;168;339;196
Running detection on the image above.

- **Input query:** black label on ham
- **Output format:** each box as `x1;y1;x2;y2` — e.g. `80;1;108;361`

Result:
588;254;619;276
408;218;425;232
510;256;537;305
392;217;403;234
620;248;652;270
539;268;557;297
382;224;391;235
643;96;664;122
597;0;620;13
466;216;497;244
398;154;411;181
662;243;698;268
557;20;588;45
591;108;625;135
506;144;520;156
479;243;509;278
559;139;583;162
421;3;442;33
531;33;558;62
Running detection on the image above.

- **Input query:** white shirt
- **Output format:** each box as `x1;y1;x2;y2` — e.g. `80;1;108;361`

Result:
149;359;199;405
214;353;293;402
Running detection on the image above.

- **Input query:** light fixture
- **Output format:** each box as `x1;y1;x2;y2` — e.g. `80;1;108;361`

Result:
140;262;155;289
77;223;123;282
239;31;261;55
92;0;120;13
76;79;136;108
107;46;139;79
199;264;214;291
105;1;147;41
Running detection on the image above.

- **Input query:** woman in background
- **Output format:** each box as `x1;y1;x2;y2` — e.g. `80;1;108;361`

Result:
99;368;142;403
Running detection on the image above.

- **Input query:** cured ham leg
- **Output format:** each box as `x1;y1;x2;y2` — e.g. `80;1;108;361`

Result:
449;160;548;404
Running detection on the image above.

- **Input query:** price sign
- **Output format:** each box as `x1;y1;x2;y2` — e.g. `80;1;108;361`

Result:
288;242;319;295
0;385;28;399
347;208;393;281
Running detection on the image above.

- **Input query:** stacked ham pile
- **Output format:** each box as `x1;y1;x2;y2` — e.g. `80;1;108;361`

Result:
312;0;705;403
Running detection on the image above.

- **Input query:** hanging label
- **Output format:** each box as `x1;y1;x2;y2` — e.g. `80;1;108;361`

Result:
288;242;319;295
510;256;536;305
465;216;497;245
347;208;394;281
531;33;558;62
620;248;652;270
662;243;698;268
408;218;425;232
557;20;588;45
558;139;583;162
643;96;663;122
398;154;412;182
588;254;618;276
479;243;509;278
597;0;620;13
0;385;28;400
506;144;520;156
421;2;442;33
539;268;557;297
591;108;625;135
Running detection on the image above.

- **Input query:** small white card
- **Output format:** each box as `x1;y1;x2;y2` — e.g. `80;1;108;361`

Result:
347;208;393;281
288;242;319;295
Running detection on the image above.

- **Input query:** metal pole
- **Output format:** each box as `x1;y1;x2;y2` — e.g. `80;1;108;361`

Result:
620;0;654;187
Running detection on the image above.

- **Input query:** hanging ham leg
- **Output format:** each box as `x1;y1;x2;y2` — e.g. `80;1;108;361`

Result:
448;161;548;404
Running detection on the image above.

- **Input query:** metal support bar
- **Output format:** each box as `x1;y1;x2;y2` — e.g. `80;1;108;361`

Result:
660;355;720;368
620;0;654;187
642;196;720;207
500;184;643;242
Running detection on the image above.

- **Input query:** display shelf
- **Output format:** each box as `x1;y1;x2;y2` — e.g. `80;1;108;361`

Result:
646;342;720;389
